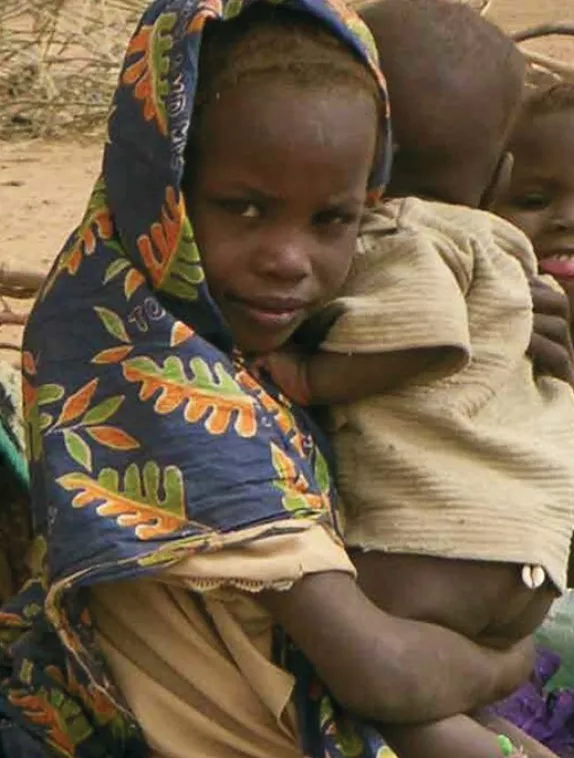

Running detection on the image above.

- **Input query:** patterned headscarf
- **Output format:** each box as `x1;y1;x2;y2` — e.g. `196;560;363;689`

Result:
0;1;390;755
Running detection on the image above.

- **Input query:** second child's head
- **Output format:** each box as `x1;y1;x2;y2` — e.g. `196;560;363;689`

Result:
360;0;525;208
183;5;385;355
495;84;574;273
495;83;574;324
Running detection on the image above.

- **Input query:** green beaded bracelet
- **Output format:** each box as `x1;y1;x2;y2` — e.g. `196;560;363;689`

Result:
497;734;515;756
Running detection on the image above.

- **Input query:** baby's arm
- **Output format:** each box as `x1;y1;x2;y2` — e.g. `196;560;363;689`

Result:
262;202;481;405
261;344;462;406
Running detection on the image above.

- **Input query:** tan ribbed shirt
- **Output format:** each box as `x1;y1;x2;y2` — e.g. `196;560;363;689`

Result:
324;197;574;592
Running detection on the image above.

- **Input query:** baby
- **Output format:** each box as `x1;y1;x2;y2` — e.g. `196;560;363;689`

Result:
262;2;574;756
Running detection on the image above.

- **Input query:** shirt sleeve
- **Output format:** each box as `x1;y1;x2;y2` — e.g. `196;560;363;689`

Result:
160;521;356;593
320;199;474;370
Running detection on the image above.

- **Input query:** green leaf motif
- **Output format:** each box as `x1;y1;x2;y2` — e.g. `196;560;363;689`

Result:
161;218;205;302
122;355;257;437
94;306;131;344
223;0;243;19
103;258;130;284
81;395;124;426
97;461;183;517
314;449;331;494
63;429;92;472
57;462;194;540
151;14;176;132
37;384;65;406
39;413;53;432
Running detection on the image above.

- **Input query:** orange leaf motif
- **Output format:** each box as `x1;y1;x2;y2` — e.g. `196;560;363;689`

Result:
122;14;175;135
124;268;145;299
122;356;257;438
58;467;187;540
170;321;194;347
42;179;114;297
86;426;140;451
186;1;221;34
22;351;37;376
236;367;305;456
91;345;134;365
8;691;75;755
22;376;37;420
271;443;327;513
46;663;118;725
56;379;99;426
68;212;112;264
137;185;184;287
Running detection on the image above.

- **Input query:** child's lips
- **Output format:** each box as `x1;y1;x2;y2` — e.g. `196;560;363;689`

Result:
229;294;309;331
539;254;574;280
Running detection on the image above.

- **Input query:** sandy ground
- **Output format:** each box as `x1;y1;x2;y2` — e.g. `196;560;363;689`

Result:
0;0;573;361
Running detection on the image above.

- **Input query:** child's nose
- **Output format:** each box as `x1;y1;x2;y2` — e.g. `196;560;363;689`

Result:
258;232;313;283
553;197;574;230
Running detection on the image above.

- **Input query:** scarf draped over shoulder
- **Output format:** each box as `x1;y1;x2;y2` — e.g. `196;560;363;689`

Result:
0;1;391;755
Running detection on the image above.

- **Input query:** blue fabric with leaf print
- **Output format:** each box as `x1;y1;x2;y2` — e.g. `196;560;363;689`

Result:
0;1;392;755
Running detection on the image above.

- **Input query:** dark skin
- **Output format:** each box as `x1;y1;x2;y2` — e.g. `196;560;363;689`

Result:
496;108;574;339
258;41;574;758
188;83;376;356
497;106;574;589
186;78;539;738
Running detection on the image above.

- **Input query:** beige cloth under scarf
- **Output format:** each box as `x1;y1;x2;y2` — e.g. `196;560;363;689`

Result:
90;522;355;758
325;197;574;592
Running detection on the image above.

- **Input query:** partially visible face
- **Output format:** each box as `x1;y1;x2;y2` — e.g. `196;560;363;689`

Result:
495;109;574;313
186;81;378;354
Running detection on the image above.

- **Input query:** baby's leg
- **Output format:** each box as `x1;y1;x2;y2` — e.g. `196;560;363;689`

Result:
385;713;537;758
349;549;558;758
349;550;555;643
476;713;560;758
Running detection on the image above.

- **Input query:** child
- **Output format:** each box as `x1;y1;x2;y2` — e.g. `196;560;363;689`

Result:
262;2;574;756
496;83;574;337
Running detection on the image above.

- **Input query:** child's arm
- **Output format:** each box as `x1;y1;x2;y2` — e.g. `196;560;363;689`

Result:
261;344;463;406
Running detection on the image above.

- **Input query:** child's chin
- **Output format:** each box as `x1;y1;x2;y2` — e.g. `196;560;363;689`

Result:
234;329;295;357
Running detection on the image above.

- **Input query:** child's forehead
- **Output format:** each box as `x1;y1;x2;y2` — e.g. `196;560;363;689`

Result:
511;109;574;185
515;108;574;149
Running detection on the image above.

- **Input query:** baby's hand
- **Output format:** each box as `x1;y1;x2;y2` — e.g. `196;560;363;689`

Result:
255;347;312;405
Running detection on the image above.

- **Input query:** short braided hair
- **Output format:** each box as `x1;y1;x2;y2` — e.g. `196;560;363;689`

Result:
193;3;381;124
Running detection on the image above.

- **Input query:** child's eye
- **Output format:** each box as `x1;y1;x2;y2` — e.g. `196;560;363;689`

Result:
218;199;262;218
240;203;260;219
313;208;358;228
512;192;551;211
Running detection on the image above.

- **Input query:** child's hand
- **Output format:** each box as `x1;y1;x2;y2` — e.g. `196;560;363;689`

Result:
255;347;312;406
529;277;574;388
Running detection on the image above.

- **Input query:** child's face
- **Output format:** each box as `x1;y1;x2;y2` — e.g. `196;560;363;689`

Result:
187;82;378;354
496;109;574;288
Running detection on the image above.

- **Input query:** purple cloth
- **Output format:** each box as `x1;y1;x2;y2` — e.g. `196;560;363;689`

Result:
491;648;574;756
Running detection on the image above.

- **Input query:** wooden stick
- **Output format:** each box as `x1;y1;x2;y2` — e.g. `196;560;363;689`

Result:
0;312;28;326
0;263;45;295
513;24;574;43
522;50;574;82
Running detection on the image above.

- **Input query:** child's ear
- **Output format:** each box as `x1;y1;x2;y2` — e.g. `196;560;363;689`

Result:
480;151;514;210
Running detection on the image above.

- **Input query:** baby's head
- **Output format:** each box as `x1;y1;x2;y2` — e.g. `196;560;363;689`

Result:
183;5;384;354
360;0;525;208
495;83;574;274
